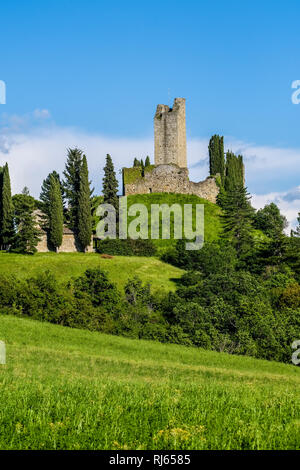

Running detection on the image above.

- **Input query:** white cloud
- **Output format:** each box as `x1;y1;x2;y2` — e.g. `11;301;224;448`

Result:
0;113;299;231
0;124;153;196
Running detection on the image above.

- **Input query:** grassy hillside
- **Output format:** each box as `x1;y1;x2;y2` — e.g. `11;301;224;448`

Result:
0;315;300;450
0;253;183;291
127;193;222;253
94;193;222;254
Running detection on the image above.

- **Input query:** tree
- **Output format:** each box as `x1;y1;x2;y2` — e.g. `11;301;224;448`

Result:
0;163;14;249
77;155;92;251
40;171;64;227
63;148;83;230
254;203;288;238
224;152;244;192
48;175;64;251
221;185;254;256
145;156;151;167
11;188;40;254
133;158;141;167
208;135;225;183
102;154;119;210
140;159;145;177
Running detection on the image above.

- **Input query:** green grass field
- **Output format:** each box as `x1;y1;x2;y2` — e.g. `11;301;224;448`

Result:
0;252;183;291
0;315;300;450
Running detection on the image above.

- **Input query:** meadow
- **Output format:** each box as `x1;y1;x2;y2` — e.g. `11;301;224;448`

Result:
0;252;183;291
0;315;299;450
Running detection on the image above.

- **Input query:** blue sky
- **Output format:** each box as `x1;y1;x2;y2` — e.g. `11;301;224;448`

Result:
1;0;300;227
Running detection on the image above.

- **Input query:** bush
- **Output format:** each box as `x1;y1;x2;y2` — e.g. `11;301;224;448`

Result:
96;238;157;256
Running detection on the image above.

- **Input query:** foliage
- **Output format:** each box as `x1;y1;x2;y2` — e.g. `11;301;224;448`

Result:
224;152;244;192
102;154;119;210
0;163;14;248
1;255;300;365
48;174;63;250
254;202;288;238
77;156;92;250
11;189;41;254
208;135;225;183
39;170;65;227
221;185;254;256
96;238;157;256
123;167;142;185
63;148;84;231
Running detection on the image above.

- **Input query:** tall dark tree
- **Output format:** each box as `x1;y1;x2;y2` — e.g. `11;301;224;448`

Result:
102;154;119;210
48;174;64;251
208;135;225;182
40;170;64;227
221;185;254;256
63;148;83;230
77;155;92;251
11;188;40;254
140;158;145;177
224;152;244;192
0;163;14;249
145;156;151;167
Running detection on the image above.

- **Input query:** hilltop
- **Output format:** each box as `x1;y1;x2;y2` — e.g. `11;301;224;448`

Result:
122;192;222;254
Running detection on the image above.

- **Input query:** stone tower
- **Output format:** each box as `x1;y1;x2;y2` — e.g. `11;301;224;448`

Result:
154;97;187;168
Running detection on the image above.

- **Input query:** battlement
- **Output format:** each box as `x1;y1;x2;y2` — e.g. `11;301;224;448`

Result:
154;97;187;168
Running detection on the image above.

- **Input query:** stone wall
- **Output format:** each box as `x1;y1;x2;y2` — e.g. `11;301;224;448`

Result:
36;232;48;252
123;164;219;203
154;98;187;168
36;231;93;253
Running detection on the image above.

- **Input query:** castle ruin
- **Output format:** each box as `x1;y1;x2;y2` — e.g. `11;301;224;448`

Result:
123;98;219;203
154;98;187;168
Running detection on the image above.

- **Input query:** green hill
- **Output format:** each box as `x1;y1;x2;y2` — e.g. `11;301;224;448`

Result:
126;193;222;254
0;253;183;291
0;315;299;450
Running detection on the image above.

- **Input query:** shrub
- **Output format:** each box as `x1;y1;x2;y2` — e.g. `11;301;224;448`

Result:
96;238;157;256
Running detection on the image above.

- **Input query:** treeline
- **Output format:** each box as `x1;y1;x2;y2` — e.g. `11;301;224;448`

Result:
158;181;300;362
0;151;121;253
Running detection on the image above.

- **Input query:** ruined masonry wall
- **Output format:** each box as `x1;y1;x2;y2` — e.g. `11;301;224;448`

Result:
124;165;219;204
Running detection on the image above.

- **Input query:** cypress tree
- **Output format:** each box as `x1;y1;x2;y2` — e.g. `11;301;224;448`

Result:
221;185;254;256
140;159;145;177
145;156;151;167
40;170;64;228
0;163;14;249
102;154;119;210
48;175;64;251
224;152;244;192
133;158;141;167
208;135;225;182
63;148;83;230
77;155;92;251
